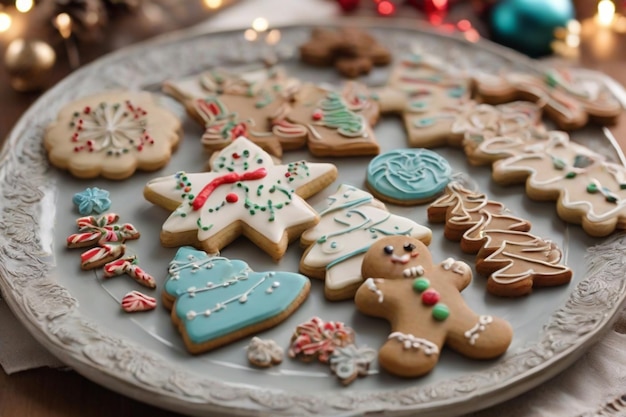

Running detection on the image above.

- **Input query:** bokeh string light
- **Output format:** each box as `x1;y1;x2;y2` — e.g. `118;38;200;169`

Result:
0;0;233;92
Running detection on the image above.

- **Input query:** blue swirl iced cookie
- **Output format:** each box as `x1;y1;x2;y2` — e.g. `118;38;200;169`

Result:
366;149;452;205
163;247;311;354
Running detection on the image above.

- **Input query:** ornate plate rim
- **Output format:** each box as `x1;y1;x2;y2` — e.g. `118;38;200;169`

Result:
1;18;626;417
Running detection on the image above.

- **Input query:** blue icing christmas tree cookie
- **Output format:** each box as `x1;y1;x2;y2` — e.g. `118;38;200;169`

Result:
163;247;311;354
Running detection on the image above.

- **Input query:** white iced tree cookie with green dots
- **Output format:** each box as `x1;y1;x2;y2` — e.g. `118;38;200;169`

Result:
300;184;432;300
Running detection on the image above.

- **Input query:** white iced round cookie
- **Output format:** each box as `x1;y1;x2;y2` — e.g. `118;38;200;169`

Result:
45;90;182;180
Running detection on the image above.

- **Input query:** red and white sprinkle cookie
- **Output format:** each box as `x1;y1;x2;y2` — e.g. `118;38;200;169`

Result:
121;291;157;313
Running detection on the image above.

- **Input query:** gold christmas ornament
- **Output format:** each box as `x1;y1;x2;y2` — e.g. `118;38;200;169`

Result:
4;38;56;92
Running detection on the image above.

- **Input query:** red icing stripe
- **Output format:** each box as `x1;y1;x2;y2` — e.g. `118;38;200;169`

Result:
191;167;267;211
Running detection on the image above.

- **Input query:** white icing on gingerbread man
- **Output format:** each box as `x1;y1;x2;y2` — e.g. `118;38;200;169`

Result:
355;236;513;378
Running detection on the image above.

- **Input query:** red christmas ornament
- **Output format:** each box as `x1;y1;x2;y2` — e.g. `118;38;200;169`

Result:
337;0;361;12
377;0;396;15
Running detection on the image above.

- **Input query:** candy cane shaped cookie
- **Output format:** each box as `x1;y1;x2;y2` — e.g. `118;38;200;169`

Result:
80;244;125;270
103;256;157;289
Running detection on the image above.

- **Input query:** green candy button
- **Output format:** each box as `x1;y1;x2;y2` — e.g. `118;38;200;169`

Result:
432;303;450;321
412;277;430;293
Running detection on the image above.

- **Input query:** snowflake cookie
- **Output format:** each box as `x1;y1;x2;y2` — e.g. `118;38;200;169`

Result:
45;90;182;180
144;136;337;260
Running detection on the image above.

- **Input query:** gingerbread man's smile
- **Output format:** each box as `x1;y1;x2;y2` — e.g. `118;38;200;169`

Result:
384;243;419;264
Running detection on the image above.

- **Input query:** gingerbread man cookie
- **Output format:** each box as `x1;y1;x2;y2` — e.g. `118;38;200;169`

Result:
375;54;544;149
165;67;307;157
299;27;391;78
491;131;626;237
474;68;623;130
355;236;512;378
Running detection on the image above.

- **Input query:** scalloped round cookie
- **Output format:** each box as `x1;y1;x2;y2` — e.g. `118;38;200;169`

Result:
45;90;182;180
366;148;452;205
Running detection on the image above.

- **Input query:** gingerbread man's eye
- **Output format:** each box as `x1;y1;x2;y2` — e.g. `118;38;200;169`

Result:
383;245;394;255
403;243;416;252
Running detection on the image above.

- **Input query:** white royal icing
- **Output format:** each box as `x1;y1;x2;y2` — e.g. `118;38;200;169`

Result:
300;184;432;293
145;137;336;252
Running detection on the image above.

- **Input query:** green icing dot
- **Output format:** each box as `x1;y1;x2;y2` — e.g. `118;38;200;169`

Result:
432;303;450;321
412;277;430;293
587;183;598;193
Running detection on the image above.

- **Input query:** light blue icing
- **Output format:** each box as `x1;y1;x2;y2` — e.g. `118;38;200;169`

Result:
72;187;111;215
366;149;452;202
166;247;309;344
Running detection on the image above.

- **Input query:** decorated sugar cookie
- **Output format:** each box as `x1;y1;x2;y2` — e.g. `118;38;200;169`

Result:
45;91;181;180
366;148;452;205
490;131;626;237
287;84;380;157
299;27;392;78
144;137;337;260
300;184;432;300
474;68;623;129
375;54;544;149
163;247;310;354
355;236;513;378
164;67;307;157
190;95;307;157
428;182;573;296
163;67;297;104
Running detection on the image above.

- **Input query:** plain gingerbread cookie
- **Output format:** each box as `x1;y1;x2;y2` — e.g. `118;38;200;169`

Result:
355;236;513;378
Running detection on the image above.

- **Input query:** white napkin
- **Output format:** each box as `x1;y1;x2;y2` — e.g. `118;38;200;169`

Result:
0;296;64;373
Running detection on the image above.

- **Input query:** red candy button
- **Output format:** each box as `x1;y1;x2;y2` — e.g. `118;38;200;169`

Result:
421;288;440;305
225;193;239;203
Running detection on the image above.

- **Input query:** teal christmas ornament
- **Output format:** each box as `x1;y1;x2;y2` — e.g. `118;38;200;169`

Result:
489;0;575;57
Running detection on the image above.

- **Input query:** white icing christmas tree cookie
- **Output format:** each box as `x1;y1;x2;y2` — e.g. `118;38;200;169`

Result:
300;184;432;300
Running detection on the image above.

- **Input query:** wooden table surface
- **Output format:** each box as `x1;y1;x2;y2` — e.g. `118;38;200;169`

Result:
2;1;626;417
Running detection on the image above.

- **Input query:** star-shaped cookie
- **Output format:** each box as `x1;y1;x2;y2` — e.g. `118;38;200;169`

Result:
144;137;338;260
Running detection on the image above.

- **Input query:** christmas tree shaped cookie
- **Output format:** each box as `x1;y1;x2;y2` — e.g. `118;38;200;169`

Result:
144;137;337;260
428;182;573;296
164;247;310;354
300;184;432;301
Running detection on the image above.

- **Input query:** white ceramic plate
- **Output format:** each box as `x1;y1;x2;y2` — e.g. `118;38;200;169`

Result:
2;20;626;417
